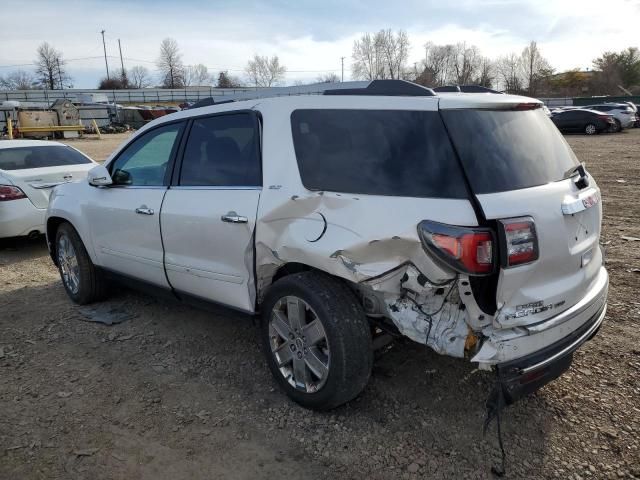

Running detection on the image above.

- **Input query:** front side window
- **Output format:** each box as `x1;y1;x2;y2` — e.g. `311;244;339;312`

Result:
179;113;261;187
290;109;467;198
110;122;184;186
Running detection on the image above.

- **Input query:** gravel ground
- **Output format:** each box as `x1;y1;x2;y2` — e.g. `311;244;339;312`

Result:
1;130;639;479
62;133;133;163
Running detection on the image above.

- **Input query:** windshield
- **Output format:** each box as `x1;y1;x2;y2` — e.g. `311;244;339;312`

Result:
441;108;579;194
0;145;92;171
290;109;467;198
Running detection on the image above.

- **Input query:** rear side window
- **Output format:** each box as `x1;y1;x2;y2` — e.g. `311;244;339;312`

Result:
290;109;467;198
179;113;261;187
441;109;579;194
0;146;91;170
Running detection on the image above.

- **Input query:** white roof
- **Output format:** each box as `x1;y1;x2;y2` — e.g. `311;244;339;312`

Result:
0;139;67;149
129;90;544;142
437;92;542;109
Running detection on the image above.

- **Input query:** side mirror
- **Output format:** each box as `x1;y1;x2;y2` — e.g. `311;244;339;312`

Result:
87;165;113;187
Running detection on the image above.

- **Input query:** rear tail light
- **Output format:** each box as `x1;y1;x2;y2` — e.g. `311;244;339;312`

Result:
499;217;539;267
418;220;495;275
0;185;27;202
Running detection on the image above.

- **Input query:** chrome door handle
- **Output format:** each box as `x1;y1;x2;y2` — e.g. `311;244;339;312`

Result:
135;206;154;215
221;211;248;223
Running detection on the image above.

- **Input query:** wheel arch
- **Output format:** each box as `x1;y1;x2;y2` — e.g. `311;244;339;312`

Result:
46;216;97;266
46;216;67;265
258;262;357;308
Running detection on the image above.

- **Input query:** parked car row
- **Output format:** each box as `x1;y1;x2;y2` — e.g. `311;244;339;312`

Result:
550;102;639;135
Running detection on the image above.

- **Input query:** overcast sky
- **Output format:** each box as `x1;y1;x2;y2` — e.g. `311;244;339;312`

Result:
1;0;639;88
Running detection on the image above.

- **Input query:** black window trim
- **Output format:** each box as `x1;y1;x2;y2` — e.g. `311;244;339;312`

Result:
106;119;188;188
169;109;263;189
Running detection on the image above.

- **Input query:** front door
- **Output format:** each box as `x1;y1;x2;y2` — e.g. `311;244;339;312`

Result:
161;112;262;312
87;121;186;287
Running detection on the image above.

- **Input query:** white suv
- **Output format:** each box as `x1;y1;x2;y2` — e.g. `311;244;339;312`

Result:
585;103;636;131
46;80;608;410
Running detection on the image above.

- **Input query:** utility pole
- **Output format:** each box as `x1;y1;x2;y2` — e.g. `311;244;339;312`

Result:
56;58;63;89
340;56;345;82
100;30;110;80
118;38;126;83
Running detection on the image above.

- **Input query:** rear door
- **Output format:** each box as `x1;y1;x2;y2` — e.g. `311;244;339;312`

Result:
441;105;603;328
160;111;262;312
0;145;94;208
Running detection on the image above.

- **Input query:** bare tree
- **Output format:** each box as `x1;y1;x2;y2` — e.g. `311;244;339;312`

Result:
352;32;385;80
379;29;409;80
0;70;37;90
520;41;553;95
352;30;409;80
415;42;455;87
216;71;243;88
316;72;340;83
129;65;153;88
157;38;184;88
183;64;211;86
497;53;523;93
34;42;71;89
452;43;480;85
473;57;495;88
245;55;286;87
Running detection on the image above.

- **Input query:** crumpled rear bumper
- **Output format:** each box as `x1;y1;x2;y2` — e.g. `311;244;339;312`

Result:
494;301;605;404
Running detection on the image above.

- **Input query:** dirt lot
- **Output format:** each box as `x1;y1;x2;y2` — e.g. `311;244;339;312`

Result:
1;130;639;479
63;133;133;163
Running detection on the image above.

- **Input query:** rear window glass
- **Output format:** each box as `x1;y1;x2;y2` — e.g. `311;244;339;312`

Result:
441;109;579;194
0;145;92;171
290;109;467;198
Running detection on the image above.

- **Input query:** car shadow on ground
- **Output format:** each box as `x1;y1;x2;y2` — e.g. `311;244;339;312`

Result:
0;278;556;478
0;235;49;266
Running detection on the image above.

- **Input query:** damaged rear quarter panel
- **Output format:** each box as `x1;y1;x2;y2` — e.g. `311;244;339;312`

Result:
253;98;481;356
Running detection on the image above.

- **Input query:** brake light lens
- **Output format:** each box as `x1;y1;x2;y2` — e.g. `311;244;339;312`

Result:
499;217;539;267
0;185;27;202
418;220;495;275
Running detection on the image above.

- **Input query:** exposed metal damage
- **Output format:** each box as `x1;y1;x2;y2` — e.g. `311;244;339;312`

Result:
254;191;482;360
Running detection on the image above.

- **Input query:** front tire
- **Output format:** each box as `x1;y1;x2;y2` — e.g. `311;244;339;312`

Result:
584;123;597;135
55;222;107;304
261;271;373;410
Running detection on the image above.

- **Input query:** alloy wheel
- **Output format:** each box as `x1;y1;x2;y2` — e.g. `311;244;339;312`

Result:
585;124;596;135
268;296;330;393
57;234;80;294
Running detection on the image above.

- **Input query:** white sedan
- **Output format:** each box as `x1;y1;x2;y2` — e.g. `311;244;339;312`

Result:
0;140;96;239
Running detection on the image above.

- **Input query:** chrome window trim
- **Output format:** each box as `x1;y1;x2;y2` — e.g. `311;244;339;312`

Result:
105;185;167;190
169;185;262;191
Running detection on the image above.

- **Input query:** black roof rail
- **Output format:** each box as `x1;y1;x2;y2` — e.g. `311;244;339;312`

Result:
324;79;436;97
189;97;235;109
432;85;504;94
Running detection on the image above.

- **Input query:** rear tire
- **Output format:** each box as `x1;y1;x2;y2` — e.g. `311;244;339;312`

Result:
614;119;622;132
584;123;597;135
260;271;373;410
55;222;108;304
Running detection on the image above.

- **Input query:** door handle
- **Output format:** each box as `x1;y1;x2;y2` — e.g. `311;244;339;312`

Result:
135;206;154;215
221;211;248;223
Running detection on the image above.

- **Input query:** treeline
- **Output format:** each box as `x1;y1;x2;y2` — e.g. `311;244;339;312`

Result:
351;29;640;97
1;33;639;97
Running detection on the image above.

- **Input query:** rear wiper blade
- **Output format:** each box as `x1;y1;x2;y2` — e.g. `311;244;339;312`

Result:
563;162;589;189
563;162;587;180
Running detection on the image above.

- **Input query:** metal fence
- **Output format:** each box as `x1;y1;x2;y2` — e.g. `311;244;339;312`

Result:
0;87;255;105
